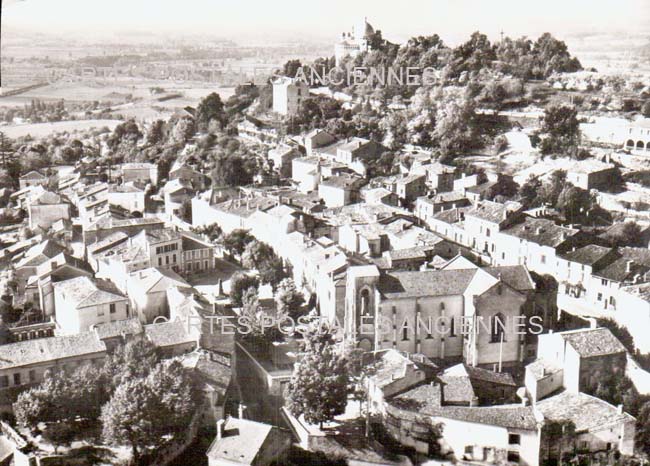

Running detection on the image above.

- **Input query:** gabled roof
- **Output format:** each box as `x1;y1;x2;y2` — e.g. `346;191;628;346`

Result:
144;320;195;348
0;331;106;370
15;240;66;268
536;391;634;431
391;383;537;430
129;267;190;293
206;417;275;464
53;276;127;309
379;264;534;299
465;200;521;225
20;170;47;180
504;216;578;248
559;244;615;266
558;327;626;358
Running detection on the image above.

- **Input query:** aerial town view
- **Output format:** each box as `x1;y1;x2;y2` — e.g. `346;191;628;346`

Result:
0;0;649;464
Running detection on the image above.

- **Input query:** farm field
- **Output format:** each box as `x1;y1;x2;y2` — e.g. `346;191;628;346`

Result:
0;119;122;138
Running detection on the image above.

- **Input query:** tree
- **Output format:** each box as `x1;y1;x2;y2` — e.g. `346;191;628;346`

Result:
642;101;650;118
282;59;303;79
192;223;223;243
434;93;480;159
275;278;305;319
556;184;593;224
241;240;274;270
178;199;192;223
42;421;76;454
602;222;645;248
210;153;255;187
229;273;260;307
103;339;159;394
196;92;227;131
146;119;165;145
101;360;196;464
539;104;580;155
637;400;650;455
286;325;350;428
240;287;284;346
223;229;255;258
101;378;156;463
518;175;542;207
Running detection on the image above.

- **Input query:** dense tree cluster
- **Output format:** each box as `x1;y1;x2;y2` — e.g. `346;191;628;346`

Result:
13;340;197;462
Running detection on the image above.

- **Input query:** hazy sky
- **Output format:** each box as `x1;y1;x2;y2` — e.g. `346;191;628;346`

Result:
2;0;649;44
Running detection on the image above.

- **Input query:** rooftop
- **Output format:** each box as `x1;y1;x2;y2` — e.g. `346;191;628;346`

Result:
536;391;634;431
559;327;626;358
53;276;126;308
92;318;144;340
559;244;615;266
569;159;616;175
144;320;195;348
504;217;578;248
465;200;521;225
391;384;537;430
319;175;366;190
0;332;106;370
206;417;274;464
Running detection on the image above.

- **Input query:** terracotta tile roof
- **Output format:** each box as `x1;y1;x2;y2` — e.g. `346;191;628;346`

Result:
206;417;274;464
504;217;578;248
466;200;521;225
559;244;615;266
536;391;634;431
53;276;127;308
378;268;477;298
0;332;106;370
391;384;537;430
559;327;626;358
144;320;195;348
92;318;143;340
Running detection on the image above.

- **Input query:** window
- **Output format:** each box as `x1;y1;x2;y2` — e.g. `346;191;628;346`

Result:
98;307;104;317
110;303;116;314
29;370;36;382
609;296;616;307
402;327;409;341
601;278;608;286
173;254;177;263
464;445;474;456
502;252;505;260
490;313;505;343
156;246;162;254
158;257;162;266
597;293;603;301
450;317;456;337
0;376;8;388
13;373;21;386
507;451;520;462
165;256;169;265
541;255;546;264
486;228;491;237
508;433;521;445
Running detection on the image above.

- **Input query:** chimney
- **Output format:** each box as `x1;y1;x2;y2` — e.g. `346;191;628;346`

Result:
521;396;528;407
238;403;245;419
627;260;634;273
535;227;543;235
617;404;624;415
216;418;225;442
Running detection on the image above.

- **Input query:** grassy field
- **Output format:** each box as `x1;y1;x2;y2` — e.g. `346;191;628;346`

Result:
0;119;122;138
